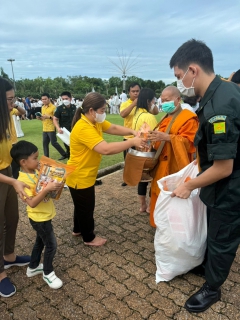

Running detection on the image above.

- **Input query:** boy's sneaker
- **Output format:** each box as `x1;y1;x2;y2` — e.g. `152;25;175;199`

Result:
4;255;31;269
43;271;63;289
26;263;43;277
0;277;16;297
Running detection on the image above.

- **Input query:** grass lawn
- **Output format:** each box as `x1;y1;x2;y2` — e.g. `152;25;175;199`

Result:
19;113;165;169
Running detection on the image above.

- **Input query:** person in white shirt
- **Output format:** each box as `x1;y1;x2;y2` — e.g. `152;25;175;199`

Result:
181;96;200;113
112;93;120;114
120;90;128;102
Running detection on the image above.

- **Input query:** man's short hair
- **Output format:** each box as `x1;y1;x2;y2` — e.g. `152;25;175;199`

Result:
128;82;141;92
231;70;240;84
10;140;38;166
169;39;214;74
41;93;50;98
61;91;72;98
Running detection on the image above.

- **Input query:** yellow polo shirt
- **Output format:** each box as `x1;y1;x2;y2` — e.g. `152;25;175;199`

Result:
66;115;111;189
0;135;12;170
41;103;56;132
120;99;136;139
132;109;158;131
18;171;56;222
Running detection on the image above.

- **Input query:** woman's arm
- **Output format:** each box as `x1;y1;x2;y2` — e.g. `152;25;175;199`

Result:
104;124;137;136
93;137;147;155
15;106;26;116
0;173;30;200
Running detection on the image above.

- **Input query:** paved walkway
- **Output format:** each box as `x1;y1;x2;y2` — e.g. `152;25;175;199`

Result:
1;170;240;319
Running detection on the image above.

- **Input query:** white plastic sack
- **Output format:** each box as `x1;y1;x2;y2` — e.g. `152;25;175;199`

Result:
154;161;207;283
56;127;70;146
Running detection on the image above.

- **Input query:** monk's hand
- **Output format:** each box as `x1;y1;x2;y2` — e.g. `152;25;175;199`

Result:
12;180;30;201
148;130;170;142
171;184;192;199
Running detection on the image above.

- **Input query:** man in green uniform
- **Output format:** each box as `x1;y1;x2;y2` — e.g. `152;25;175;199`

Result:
169;39;240;313
53;91;76;159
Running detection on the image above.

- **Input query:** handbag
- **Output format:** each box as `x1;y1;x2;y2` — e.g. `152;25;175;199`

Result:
123;109;182;186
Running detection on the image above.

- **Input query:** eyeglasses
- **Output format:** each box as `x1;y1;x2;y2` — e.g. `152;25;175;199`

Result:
7;97;17;103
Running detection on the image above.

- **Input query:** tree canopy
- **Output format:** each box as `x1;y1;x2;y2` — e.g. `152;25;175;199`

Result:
1;67;170;98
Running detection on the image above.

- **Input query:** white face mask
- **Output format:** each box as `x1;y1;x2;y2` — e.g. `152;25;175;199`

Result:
95;112;106;123
63;99;71;106
177;68;196;97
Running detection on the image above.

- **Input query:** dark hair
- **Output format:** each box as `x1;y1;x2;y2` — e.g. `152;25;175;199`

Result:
170;39;214;74
61;91;72;98
136;88;155;113
0;77;14;142
41;93;50;98
128;82;141;92
231;70;240;84
182;95;199;106
123;90;126;93
10;140;38;166
71;92;106;128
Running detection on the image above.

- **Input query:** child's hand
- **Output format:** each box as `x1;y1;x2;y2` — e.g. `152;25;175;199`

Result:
44;180;62;192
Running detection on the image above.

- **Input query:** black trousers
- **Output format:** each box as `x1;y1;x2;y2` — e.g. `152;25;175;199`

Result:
68;185;95;243
138;182;148;196
205;207;240;288
42;131;66;158
29;219;57;275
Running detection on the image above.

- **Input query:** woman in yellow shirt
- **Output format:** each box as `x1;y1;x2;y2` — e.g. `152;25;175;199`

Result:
67;92;147;246
132;88;158;214
0;78;30;297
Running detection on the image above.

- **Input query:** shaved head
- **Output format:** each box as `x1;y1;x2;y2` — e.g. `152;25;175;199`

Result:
162;86;181;98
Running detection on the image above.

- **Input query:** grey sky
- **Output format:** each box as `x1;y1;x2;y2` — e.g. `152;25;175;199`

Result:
1;0;239;83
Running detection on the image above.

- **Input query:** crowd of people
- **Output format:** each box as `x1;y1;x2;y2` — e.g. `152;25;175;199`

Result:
0;39;240;315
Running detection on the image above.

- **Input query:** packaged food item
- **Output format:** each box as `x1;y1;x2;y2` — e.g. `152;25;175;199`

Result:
136;122;153;152
36;156;75;200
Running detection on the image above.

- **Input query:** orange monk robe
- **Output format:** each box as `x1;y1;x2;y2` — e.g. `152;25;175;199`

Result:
150;109;199;227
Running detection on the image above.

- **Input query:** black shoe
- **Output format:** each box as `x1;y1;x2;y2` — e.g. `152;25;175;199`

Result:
58;155;68;161
189;264;205;278
185;282;221;313
121;182;127;186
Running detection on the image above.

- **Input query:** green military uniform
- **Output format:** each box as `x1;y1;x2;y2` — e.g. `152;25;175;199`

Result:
195;76;240;288
54;104;76;156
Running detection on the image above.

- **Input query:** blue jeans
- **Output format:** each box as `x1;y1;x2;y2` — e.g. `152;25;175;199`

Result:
29;219;57;275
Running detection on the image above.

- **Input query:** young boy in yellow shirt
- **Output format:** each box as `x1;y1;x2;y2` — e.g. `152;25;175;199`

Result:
10;141;63;289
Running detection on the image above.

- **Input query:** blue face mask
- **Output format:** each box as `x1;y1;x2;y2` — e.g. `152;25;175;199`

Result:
161;101;176;114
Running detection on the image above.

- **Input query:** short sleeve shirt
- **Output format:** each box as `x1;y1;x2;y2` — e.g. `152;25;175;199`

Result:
18;171;56;222
66;115;111;189
54;104;76;131
132;109;158;131
195;76;240;212
120;99;137;138
41;103;56;132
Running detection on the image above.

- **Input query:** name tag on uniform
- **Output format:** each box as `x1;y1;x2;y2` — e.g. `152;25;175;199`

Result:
213;122;226;134
208;115;227;123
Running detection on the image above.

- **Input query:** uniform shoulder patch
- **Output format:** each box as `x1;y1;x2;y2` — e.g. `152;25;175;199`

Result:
208;115;227;123
213;122;226;134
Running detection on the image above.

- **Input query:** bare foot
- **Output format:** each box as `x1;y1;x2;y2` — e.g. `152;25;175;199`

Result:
72;232;81;236
139;205;147;213
84;236;107;246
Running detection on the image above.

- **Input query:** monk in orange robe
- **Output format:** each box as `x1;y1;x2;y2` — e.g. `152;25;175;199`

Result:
148;86;198;227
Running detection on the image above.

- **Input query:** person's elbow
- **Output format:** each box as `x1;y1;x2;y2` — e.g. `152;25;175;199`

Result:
120;111;126;118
